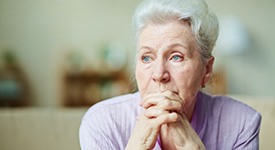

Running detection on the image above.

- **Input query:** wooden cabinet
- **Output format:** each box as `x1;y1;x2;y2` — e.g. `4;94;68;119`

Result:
63;70;134;107
0;51;30;107
0;65;29;107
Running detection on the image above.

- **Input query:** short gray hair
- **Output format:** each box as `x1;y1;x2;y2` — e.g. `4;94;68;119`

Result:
132;0;219;61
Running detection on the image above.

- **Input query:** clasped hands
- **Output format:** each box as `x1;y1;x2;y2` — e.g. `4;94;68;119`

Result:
126;91;205;150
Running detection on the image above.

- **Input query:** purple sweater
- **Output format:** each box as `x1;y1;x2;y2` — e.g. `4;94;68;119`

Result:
79;91;261;150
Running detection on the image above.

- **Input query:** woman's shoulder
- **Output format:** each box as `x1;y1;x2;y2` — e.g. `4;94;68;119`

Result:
199;91;261;128
82;92;141;122
200;91;259;116
198;92;261;148
79;92;141;148
201;91;261;127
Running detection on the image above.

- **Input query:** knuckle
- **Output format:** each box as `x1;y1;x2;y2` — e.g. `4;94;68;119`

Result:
173;113;179;121
159;109;166;114
162;100;171;108
164;90;173;96
175;102;182;110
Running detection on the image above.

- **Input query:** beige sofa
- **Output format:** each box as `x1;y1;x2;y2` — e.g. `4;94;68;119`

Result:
0;97;274;150
0;108;86;150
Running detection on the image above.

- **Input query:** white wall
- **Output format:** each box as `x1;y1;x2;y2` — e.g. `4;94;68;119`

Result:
207;0;275;96
0;0;139;106
0;0;274;107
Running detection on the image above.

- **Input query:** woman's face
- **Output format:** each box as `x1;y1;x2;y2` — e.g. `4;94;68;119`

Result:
135;21;213;112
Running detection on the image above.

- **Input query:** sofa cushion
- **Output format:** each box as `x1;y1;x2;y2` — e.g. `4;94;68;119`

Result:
0;108;86;150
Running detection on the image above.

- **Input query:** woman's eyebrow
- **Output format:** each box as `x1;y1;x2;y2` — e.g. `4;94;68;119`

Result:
138;46;155;53
138;43;191;55
139;43;187;50
164;43;194;57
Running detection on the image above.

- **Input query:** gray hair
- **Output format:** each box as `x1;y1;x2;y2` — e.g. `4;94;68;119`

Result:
132;0;219;61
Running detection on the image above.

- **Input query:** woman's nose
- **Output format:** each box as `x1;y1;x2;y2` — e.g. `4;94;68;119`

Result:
152;61;170;83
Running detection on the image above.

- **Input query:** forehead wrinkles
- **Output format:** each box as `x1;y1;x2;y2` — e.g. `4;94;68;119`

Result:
138;23;195;53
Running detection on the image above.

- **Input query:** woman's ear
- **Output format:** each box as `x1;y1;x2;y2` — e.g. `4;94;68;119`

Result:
201;57;215;88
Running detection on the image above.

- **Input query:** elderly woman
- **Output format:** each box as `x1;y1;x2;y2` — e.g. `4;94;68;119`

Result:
79;0;261;149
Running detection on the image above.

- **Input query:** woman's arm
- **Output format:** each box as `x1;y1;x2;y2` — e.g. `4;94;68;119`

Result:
233;112;261;150
79;119;116;150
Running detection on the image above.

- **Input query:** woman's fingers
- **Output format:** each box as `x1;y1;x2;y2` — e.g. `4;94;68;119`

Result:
158;99;181;112
141;93;164;108
141;91;181;107
138;110;179;125
145;104;181;118
144;106;167;118
144;105;181;119
128;91;188;150
141;91;183;114
152;112;179;125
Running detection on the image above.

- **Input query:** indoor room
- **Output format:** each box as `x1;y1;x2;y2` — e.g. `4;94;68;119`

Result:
0;0;274;149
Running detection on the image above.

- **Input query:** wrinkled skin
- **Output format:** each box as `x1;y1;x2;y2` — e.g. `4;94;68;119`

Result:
126;21;214;150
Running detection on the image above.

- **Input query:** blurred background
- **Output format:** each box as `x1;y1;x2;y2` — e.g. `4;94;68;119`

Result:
0;0;274;149
0;0;274;107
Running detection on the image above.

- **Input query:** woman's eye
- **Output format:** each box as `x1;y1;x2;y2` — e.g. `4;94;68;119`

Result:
171;55;183;61
142;56;152;63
